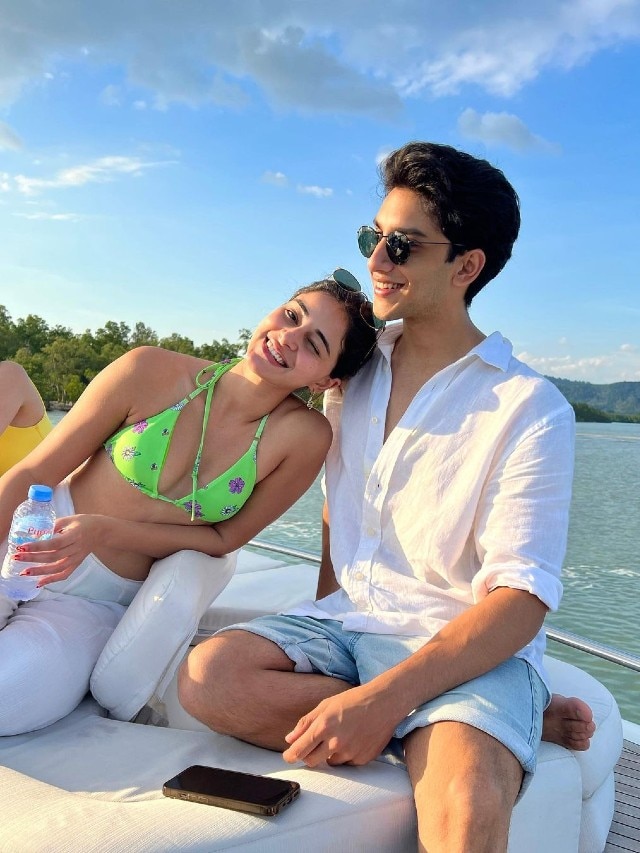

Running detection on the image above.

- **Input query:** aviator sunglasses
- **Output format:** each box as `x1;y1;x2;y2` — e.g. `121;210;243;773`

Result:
331;268;384;330
357;224;464;266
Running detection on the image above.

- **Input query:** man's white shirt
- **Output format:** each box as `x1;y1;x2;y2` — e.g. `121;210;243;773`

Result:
287;323;575;685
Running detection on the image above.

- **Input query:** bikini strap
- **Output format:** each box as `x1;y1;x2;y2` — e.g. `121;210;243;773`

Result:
187;360;239;520
252;413;269;443
193;358;239;392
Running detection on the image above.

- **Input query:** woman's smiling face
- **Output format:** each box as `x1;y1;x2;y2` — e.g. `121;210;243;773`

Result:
247;289;349;391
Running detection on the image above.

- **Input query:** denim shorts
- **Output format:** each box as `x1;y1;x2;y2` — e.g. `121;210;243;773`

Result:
221;614;550;795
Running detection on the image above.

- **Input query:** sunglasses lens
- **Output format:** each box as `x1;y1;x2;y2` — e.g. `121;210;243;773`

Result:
386;232;410;265
333;267;362;293
357;226;379;259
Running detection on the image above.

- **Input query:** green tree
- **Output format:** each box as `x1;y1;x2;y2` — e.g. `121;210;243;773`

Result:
237;328;252;353
64;374;85;404
41;338;84;404
130;322;159;348
94;321;131;351
99;341;128;367
13;314;51;354
12;348;50;401
159;333;196;355
0;306;17;359
571;402;612;423
198;337;242;362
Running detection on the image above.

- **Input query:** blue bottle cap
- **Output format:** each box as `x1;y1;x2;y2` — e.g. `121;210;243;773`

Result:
27;484;53;502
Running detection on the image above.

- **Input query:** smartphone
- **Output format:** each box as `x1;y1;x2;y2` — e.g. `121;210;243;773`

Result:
162;764;301;816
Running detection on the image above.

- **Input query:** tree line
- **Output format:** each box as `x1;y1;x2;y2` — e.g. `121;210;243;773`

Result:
2;303;638;421
0;305;252;407
548;375;640;420
571;401;640;424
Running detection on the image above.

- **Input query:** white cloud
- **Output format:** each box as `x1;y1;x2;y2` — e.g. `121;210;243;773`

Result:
14;155;176;195
0;171;11;192
13;211;82;221
0;1;637;116
261;170;288;187
0;120;22;150
297;184;333;198
458;108;558;152
100;84;121;107
517;346;640;382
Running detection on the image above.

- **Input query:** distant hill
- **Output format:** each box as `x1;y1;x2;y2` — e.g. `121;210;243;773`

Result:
546;377;640;416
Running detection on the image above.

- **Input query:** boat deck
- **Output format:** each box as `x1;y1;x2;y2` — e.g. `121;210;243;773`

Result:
606;739;640;852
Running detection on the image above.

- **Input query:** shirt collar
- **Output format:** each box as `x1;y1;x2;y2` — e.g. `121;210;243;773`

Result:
376;325;513;372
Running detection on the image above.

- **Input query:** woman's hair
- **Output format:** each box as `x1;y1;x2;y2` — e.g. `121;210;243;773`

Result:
289;279;378;380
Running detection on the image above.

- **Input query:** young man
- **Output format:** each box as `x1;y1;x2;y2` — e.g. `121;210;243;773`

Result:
179;142;593;852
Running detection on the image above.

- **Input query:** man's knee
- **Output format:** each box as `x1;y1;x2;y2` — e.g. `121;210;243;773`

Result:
441;765;516;821
177;629;292;726
406;722;521;851
178;631;239;721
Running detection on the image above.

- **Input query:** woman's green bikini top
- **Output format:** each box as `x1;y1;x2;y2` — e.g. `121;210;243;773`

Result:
104;359;268;523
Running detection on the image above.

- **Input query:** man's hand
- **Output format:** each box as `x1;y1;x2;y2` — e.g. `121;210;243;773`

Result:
282;684;400;767
14;514;105;587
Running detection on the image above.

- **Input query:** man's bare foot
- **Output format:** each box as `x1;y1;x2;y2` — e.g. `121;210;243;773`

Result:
542;693;595;750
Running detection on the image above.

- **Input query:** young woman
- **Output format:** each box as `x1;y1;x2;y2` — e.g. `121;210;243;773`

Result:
0;275;377;734
0;361;53;476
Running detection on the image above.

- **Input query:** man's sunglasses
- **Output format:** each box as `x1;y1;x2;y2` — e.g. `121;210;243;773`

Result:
332;268;384;330
357;224;464;266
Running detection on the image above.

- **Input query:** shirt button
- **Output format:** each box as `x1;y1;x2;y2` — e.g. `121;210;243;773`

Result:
366;527;376;537
355;571;365;581
371;416;379;424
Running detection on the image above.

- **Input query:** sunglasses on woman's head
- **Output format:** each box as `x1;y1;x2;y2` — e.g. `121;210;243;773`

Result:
331;268;385;331
357;224;464;266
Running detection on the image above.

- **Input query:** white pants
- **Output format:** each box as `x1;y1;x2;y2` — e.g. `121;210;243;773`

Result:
0;482;142;735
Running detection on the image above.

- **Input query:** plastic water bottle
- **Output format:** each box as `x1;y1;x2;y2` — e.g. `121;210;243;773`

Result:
1;484;56;601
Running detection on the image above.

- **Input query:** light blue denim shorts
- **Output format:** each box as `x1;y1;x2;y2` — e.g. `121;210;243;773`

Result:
222;614;550;794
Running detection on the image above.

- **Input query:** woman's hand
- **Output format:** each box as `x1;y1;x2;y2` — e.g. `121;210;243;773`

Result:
13;514;106;587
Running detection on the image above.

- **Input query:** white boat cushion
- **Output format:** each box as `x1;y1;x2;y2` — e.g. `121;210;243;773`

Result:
90;549;237;722
543;656;623;798
196;561;320;637
0;698;417;853
80;552;622;852
579;772;616;853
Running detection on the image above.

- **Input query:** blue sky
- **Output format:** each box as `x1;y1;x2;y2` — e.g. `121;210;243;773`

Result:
1;0;639;383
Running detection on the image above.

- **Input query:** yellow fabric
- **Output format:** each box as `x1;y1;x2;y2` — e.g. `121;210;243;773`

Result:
0;411;53;475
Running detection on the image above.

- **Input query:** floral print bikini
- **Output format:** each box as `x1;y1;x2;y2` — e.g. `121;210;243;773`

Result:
104;359;268;523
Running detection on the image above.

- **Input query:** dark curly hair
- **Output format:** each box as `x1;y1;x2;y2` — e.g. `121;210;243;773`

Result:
381;142;521;305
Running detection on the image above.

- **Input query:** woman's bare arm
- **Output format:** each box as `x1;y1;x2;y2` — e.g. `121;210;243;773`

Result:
0;347;181;538
19;406;333;583
0;362;45;435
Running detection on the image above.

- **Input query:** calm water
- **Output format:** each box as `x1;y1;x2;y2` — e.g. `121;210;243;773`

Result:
49;412;639;722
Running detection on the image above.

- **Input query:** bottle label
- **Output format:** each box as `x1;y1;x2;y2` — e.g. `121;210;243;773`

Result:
26;526;50;538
